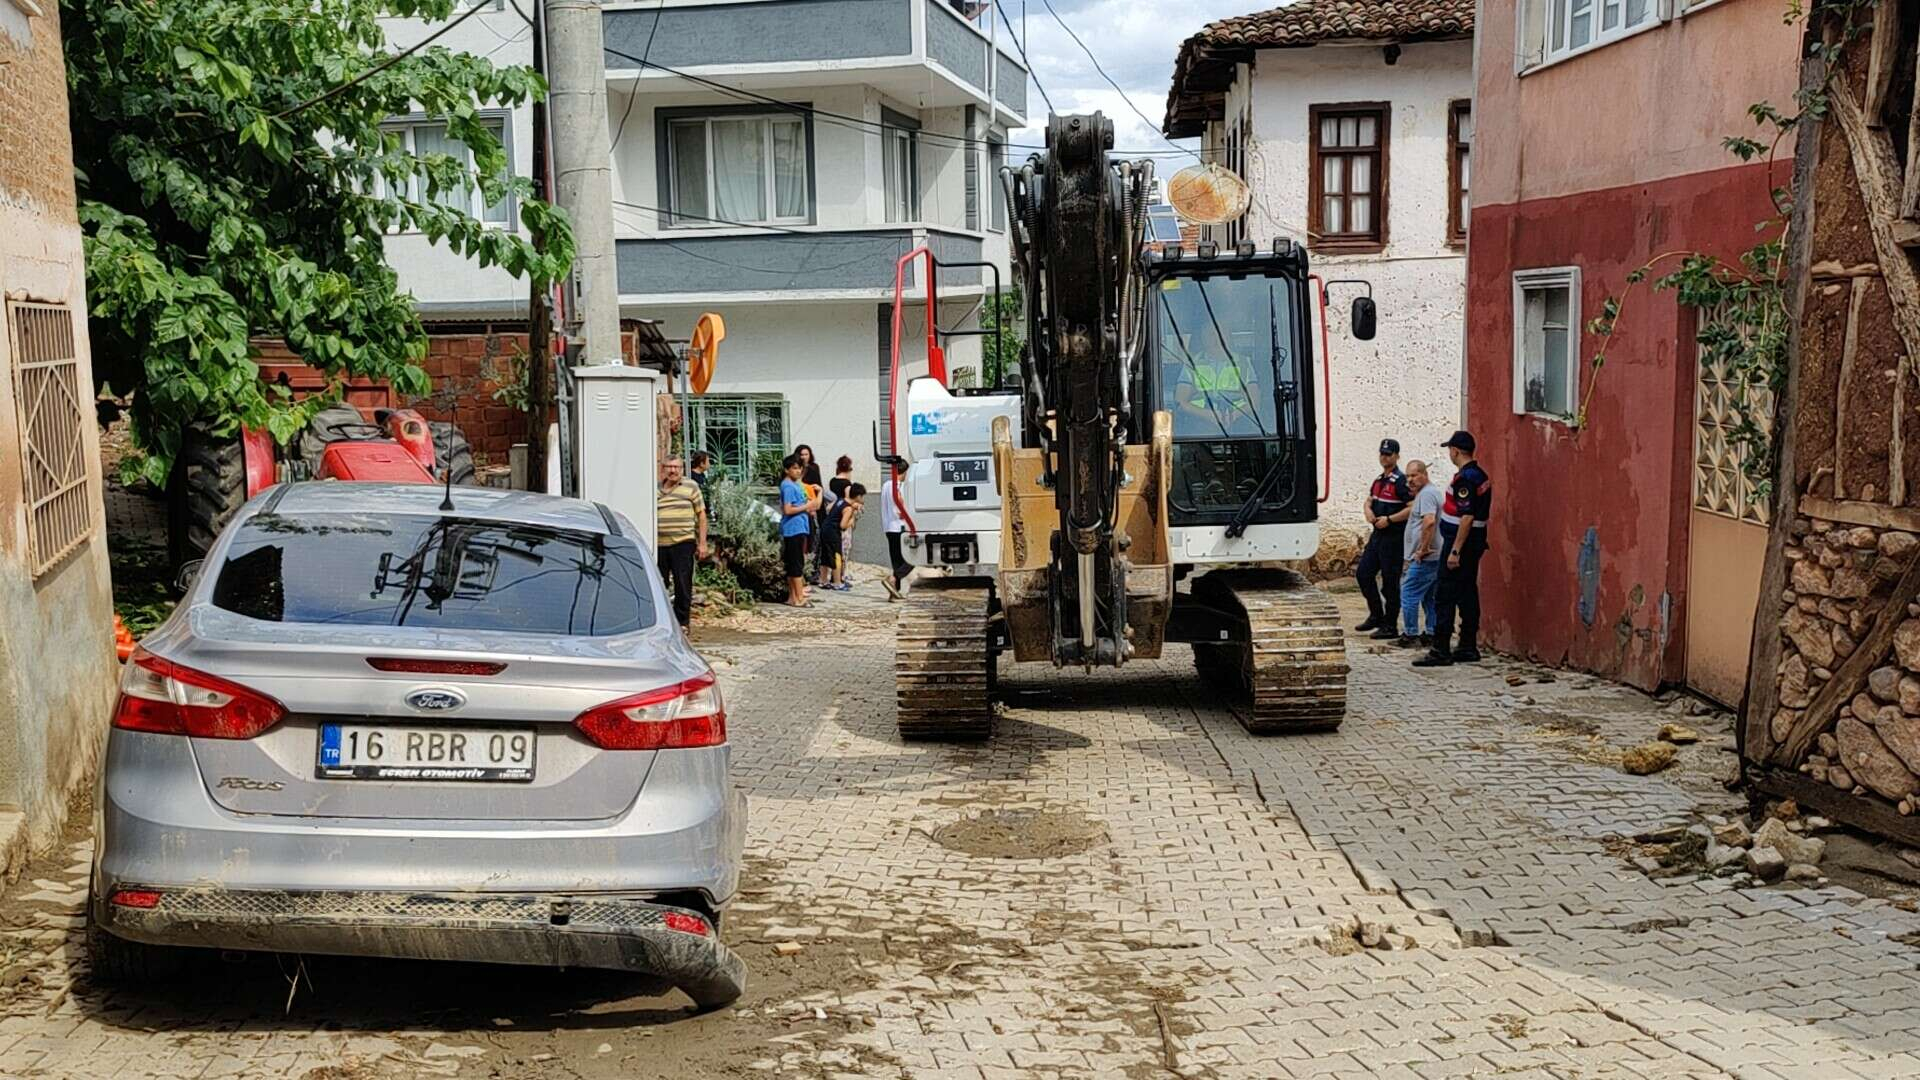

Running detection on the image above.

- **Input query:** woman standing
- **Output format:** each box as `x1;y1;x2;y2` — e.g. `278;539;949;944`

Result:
793;445;824;583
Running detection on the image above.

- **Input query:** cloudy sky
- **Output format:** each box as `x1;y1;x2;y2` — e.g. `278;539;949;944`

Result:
995;0;1260;156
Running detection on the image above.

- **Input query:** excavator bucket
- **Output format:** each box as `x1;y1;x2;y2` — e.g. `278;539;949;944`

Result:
992;411;1175;664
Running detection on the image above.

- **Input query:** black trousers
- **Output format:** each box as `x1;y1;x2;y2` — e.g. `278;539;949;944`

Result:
1356;526;1405;622
886;530;911;586
660;539;696;628
1432;530;1487;649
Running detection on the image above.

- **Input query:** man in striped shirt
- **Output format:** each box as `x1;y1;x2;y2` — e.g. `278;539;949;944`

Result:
656;457;708;630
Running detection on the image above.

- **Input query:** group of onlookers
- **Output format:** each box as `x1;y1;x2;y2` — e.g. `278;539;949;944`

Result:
1353;430;1493;667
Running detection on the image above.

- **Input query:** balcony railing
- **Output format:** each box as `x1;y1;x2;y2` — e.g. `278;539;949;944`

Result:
616;228;985;298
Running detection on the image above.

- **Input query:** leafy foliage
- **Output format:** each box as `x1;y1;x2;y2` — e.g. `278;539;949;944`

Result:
703;478;788;601
65;0;575;484
109;537;177;637
982;290;1024;390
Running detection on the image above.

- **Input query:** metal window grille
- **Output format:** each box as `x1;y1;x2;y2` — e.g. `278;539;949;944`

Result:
685;394;789;488
8;303;94;575
1692;302;1773;524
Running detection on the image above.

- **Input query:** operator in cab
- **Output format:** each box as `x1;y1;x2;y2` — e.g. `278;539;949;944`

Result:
1355;439;1412;638
1415;430;1494;667
1171;330;1267;439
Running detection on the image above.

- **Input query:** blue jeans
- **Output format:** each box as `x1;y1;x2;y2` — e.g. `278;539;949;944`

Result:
1400;558;1440;635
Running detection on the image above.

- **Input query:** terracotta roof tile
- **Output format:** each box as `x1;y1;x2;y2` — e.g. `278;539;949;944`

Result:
1196;0;1473;49
1164;0;1475;137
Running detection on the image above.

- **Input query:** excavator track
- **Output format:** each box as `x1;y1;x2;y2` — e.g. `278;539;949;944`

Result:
1192;569;1348;734
895;580;995;741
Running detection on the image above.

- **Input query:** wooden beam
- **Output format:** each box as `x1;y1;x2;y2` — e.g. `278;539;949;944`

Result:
1907;43;1920;218
1771;548;1920;768
1799;496;1920;532
1836;277;1866;499
1831;82;1920;374
1865;0;1902;127
1899;357;1910;506
1745;53;1828;766
1810;260;1882;279
1748;767;1920;847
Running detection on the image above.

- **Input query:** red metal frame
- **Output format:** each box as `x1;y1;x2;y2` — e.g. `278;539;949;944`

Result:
886;246;947;460
240;427;276;498
1308;273;1333;505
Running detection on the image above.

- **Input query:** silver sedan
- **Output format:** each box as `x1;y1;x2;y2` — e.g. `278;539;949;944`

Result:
88;482;746;1008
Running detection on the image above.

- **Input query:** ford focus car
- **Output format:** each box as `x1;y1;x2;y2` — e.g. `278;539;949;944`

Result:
87;483;746;1008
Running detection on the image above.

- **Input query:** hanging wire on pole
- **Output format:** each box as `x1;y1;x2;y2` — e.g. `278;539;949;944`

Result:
994;0;1053;116
1036;0;1191;158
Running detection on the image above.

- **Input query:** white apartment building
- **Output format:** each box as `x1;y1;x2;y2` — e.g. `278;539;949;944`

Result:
1166;1;1473;528
382;0;1029;486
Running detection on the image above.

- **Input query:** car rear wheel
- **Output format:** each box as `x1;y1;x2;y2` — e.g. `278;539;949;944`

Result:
429;421;478;485
84;906;189;986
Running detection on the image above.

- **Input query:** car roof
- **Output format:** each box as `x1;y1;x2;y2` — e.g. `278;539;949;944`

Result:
256;482;619;536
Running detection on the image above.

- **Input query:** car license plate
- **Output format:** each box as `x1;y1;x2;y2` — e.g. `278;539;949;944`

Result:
316;723;535;782
940;458;988;484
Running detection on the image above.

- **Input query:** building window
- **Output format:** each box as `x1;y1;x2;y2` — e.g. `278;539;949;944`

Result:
882;110;920;224
665;113;810;227
1520;0;1657;68
7;302;94;577
1512;267;1581;420
1308;103;1389;252
380;116;513;226
685;394;790;488
1448;101;1471;245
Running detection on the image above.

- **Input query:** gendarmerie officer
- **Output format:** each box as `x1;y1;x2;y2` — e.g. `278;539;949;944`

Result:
1356;438;1413;639
1416;430;1493;667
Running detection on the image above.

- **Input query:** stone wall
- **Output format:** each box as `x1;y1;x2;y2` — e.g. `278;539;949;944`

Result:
1772;516;1920;809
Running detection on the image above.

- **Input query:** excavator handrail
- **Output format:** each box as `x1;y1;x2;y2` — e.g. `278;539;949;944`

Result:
1308;273;1333;505
886;246;945;464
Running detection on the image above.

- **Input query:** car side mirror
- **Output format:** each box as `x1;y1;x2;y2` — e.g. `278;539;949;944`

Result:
1351;296;1378;341
174;558;204;594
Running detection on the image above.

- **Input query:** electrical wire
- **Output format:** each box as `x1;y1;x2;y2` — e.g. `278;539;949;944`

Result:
1035;0;1194;161
993;0;1053;116
608;0;663;152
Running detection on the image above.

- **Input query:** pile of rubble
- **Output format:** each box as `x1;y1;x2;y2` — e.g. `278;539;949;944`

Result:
1630;806;1833;886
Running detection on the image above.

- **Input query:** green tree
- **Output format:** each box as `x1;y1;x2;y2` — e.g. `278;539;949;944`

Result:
65;0;575;484
982;289;1024;390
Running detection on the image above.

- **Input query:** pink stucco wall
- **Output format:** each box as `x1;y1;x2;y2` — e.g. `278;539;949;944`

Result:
1474;0;1802;210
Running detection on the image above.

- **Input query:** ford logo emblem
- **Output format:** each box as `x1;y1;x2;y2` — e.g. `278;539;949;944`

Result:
405;688;466;712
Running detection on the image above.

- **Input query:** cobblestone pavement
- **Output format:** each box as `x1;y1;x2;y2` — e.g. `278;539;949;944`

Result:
4;593;1920;1078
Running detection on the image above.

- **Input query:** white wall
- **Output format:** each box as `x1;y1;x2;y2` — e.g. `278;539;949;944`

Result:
1232;39;1473;526
379;7;537;311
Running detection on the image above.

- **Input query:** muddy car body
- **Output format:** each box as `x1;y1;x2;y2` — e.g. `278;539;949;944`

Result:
88;483;747;1007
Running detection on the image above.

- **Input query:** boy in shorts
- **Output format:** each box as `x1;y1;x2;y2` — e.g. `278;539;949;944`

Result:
780;455;819;607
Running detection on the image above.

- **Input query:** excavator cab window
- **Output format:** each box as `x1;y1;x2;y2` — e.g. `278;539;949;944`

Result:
1152;271;1306;519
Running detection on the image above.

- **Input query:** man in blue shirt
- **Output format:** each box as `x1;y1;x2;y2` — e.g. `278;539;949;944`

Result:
779;455;819;607
1416;430;1494;667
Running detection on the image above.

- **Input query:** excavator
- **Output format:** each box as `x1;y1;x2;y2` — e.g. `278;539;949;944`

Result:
886;112;1377;740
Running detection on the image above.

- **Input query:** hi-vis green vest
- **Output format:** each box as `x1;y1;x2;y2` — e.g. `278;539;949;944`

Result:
1188;359;1251;411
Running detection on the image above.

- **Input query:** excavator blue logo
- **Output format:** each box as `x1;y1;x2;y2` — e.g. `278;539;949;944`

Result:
911;413;940;436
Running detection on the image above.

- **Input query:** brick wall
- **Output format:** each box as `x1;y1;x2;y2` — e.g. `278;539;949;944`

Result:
0;5;79;220
405;330;532;461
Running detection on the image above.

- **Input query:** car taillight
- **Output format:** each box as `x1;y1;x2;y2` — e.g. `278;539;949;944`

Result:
112;648;286;739
574;674;726;750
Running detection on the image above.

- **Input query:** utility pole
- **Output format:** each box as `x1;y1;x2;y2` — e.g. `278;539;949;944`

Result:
525;0;553;490
545;0;623;365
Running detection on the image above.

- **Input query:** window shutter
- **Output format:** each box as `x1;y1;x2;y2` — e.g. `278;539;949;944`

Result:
964;106;980;231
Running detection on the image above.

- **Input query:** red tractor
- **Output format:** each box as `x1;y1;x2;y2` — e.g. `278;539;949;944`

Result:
169;362;476;568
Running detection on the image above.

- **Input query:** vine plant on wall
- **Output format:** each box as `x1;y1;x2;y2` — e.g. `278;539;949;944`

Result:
1579;0;1878;509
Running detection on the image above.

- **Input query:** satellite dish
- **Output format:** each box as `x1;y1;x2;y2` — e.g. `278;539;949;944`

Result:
688;312;725;394
1167;163;1251;226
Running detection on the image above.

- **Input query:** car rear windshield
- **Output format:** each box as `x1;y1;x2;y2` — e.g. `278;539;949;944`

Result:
211;512;659;636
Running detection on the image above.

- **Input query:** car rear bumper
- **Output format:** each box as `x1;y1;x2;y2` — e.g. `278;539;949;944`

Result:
96;730;745;903
96;888;747;1008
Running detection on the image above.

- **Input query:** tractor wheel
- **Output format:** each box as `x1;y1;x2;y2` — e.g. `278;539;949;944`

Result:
297;404;368;477
167;425;248;571
430;422;478;485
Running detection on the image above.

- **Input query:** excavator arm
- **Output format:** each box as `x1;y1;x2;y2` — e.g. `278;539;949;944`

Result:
998;113;1170;668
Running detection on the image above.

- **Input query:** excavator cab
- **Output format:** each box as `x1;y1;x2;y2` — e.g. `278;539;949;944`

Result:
1143;242;1318;539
